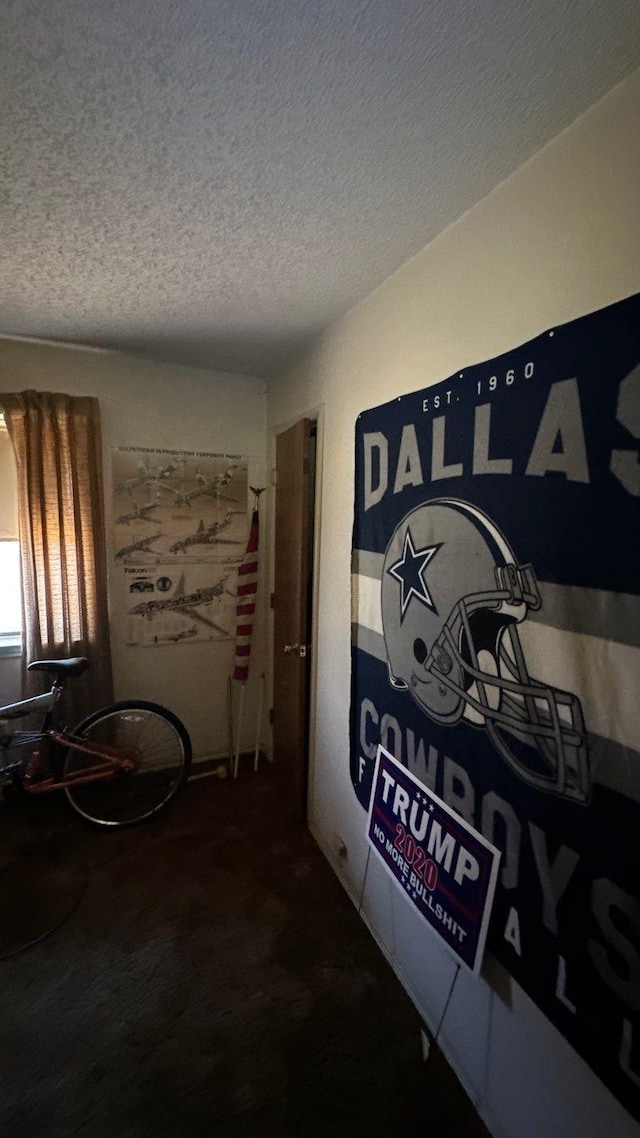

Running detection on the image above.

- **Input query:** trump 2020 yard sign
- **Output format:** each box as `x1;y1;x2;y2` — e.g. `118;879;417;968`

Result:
367;745;500;973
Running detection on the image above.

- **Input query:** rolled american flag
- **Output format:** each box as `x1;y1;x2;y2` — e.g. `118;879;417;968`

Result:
232;506;260;683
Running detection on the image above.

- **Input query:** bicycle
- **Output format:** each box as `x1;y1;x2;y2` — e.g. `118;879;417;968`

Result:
0;657;192;828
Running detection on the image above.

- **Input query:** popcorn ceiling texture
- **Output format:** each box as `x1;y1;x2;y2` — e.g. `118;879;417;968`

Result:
1;0;638;378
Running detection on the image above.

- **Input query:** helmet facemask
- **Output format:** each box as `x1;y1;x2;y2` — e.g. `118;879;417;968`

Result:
418;582;589;803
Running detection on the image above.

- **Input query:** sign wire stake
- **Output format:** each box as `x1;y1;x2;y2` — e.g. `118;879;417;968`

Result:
357;844;373;916
434;963;461;1047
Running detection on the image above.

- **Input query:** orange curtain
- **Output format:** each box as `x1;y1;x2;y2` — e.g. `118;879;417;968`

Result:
0;391;113;724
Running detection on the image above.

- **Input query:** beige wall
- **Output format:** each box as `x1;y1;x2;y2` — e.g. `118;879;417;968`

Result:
268;70;640;1138
0;343;267;761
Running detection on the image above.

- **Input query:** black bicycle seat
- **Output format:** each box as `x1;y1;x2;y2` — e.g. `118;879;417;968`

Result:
27;658;89;678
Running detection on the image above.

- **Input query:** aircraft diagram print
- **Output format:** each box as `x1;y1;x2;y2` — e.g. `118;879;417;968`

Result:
112;447;251;647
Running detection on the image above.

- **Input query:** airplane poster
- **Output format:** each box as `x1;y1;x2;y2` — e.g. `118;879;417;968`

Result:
111;447;249;646
123;562;238;647
350;294;640;1120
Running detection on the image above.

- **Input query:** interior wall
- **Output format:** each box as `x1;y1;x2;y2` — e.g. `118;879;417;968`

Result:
267;70;640;1138
0;343;267;761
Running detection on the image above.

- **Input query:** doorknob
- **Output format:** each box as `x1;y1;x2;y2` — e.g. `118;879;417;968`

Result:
283;643;310;657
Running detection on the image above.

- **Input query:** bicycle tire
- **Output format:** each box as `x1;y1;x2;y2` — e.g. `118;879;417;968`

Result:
63;701;192;828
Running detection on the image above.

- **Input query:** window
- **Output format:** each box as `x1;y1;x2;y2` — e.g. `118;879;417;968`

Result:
0;417;21;653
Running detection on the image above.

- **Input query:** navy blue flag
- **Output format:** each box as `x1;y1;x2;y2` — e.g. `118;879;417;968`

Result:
350;294;640;1120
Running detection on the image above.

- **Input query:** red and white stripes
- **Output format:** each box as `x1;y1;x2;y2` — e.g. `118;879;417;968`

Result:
233;508;259;683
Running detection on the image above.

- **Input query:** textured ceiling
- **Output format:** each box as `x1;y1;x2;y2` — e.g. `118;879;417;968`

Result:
1;1;639;378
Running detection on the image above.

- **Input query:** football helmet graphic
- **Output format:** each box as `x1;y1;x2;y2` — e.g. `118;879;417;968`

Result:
381;499;589;803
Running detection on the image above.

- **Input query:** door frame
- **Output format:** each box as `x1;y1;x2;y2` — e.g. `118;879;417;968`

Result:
268;404;324;820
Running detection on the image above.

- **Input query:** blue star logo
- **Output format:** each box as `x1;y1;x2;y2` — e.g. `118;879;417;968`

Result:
388;529;441;619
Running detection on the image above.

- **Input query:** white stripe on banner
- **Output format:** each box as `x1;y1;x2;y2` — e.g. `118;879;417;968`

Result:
518;621;640;758
352;572;383;635
353;552;640;648
351;570;640;758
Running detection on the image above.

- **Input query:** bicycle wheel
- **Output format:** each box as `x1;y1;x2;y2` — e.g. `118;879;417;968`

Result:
63;701;192;827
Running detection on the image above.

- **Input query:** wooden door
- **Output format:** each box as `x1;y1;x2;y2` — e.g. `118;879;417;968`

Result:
272;418;314;818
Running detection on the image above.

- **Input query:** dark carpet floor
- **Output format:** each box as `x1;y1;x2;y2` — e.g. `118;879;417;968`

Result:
0;767;489;1137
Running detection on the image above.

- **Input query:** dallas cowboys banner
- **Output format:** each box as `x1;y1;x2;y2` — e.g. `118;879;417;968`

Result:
350;293;640;1119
